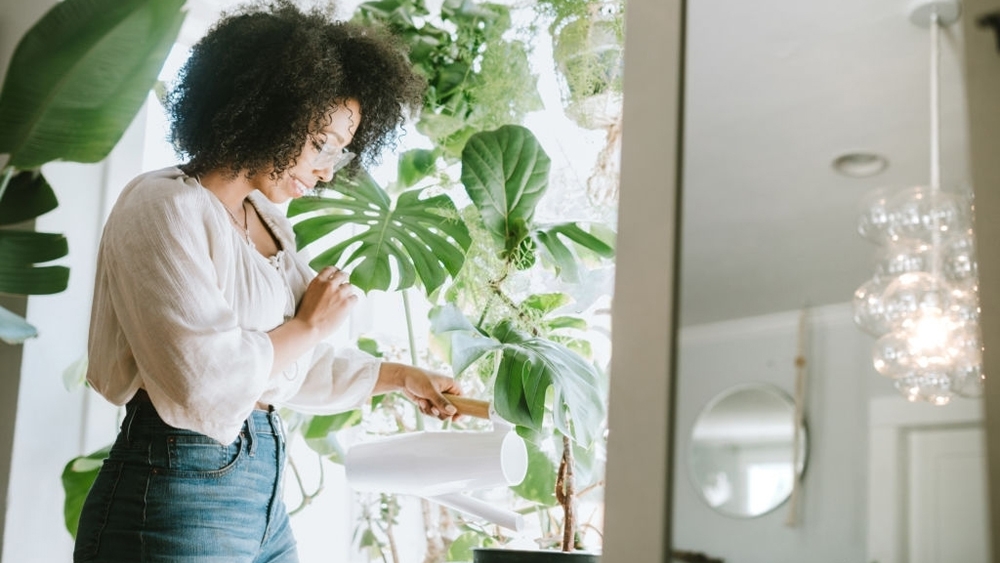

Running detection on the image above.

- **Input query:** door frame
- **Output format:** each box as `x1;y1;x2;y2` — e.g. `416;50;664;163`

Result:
868;395;984;563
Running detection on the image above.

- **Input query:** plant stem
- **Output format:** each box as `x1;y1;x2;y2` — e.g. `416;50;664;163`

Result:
556;434;576;552
420;499;446;563
384;495;400;563
402;289;420;367
286;451;325;516
0;166;15;205
401;289;426;432
486;265;542;337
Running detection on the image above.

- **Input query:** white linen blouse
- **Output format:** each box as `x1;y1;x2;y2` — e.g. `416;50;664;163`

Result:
87;166;380;444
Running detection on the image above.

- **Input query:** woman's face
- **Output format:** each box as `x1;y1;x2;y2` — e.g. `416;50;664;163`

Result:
253;98;361;203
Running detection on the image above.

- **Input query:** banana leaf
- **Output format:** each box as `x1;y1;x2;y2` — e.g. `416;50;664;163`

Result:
289;171;470;295
0;0;187;168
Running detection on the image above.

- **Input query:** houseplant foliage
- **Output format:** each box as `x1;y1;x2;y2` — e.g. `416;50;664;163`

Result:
0;0;187;343
352;0;543;160
289;124;614;558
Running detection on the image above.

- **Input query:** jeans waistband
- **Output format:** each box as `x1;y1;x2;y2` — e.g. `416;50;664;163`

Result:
125;389;284;440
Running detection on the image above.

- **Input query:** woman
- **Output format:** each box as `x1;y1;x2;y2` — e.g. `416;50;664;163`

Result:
74;2;457;561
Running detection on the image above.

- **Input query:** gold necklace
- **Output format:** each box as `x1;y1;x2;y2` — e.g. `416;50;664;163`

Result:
222;199;252;246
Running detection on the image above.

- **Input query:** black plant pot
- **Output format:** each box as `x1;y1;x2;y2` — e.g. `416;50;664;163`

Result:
473;548;600;563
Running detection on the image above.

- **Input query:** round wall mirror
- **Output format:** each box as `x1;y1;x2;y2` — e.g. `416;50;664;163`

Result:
688;383;807;518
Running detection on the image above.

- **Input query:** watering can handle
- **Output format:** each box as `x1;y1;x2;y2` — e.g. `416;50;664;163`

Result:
443;394;491;419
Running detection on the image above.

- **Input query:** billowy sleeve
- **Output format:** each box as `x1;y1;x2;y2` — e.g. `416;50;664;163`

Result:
283;345;380;414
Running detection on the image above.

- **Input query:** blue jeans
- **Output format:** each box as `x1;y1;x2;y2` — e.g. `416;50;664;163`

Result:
74;397;298;562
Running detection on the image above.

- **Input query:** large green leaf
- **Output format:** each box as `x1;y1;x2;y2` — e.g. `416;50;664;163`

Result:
396;148;438;189
289;172;470;295
0;170;57;226
491;321;604;446
0;0;187;168
0;264;69;295
429;304;501;374
62;444;111;538
460;125;550;256
533;222;615;282
301;411;363;460
509;438;558;507
0;231;68;265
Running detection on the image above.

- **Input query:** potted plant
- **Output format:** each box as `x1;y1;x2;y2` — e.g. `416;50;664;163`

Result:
289;123;614;561
0;0;186;344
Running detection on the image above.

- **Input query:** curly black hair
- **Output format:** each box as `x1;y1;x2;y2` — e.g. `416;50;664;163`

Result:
167;0;425;179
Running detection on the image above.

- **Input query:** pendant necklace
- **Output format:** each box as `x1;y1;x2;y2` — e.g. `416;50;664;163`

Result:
223;199;252;247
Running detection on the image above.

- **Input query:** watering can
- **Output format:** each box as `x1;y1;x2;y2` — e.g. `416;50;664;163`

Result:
344;394;528;531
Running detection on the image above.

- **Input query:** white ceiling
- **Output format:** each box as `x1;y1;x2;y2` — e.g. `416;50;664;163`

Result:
678;0;972;326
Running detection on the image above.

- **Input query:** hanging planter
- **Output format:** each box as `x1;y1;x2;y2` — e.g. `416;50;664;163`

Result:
550;4;624;130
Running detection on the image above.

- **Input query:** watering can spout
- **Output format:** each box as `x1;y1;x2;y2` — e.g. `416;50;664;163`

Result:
430;492;525;531
344;395;528;530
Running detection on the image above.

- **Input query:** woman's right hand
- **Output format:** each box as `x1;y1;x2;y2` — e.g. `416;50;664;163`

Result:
295;266;357;337
267;266;357;377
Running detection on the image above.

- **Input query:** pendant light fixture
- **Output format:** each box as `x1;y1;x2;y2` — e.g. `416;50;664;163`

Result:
852;0;984;405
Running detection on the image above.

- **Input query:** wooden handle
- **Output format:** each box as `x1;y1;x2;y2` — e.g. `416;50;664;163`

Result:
443;394;491;419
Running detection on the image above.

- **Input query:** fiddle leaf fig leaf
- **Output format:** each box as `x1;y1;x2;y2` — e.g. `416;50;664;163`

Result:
461;125;550;258
491;320;604;446
0;0;187;168
289;171;470;295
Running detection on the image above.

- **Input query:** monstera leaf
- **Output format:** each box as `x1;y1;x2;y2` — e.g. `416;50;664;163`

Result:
0;0;187;168
461;125;550;261
289;171;470;295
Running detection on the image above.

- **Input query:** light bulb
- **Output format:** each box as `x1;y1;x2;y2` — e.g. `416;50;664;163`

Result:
881;272;953;330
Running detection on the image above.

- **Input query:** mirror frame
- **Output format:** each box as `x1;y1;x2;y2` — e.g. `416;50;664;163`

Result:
687;382;807;519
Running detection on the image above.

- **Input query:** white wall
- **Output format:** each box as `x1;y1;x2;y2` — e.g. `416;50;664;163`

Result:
671;304;876;563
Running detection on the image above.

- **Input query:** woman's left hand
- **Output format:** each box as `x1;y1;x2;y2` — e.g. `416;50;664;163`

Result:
375;362;463;420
